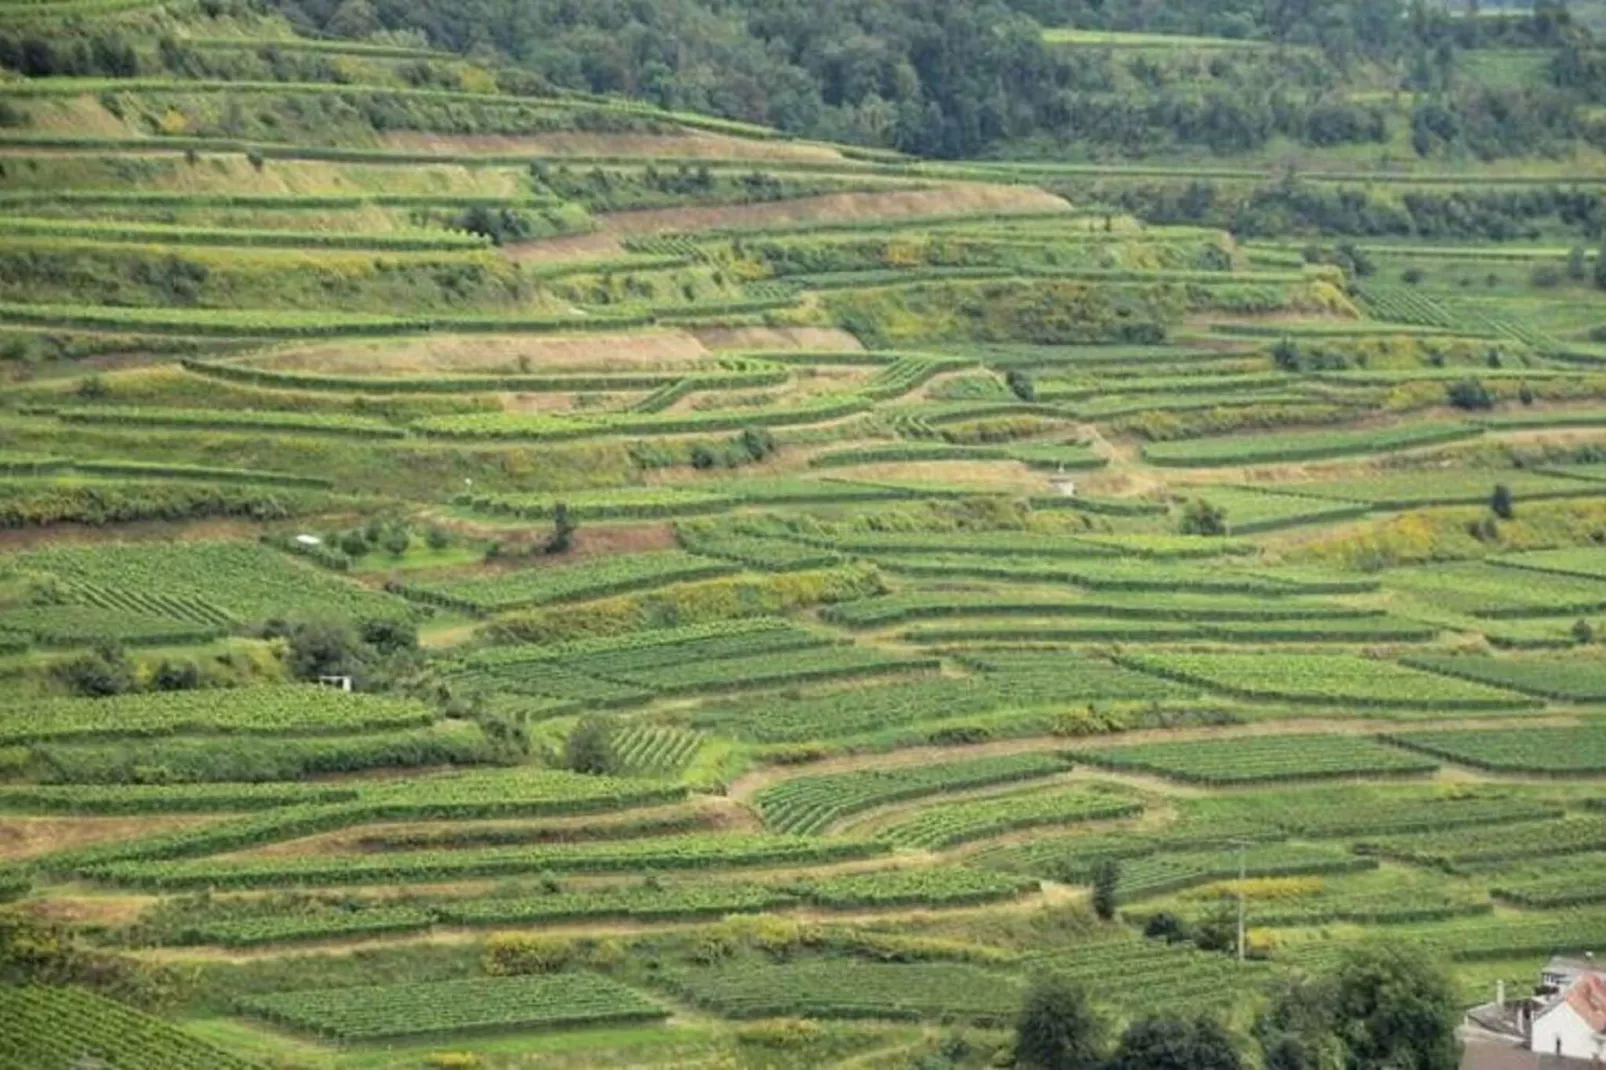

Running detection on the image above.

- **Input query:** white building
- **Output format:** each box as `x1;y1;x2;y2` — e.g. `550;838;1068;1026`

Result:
1531;971;1606;1062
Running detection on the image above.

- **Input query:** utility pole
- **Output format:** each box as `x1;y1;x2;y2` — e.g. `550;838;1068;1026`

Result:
1229;838;1250;963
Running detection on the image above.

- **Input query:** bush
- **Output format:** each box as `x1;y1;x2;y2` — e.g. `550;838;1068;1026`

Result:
1530;263;1563;288
1572;618;1595;645
544;503;576;555
1006;369;1037;402
1092;860;1119;920
51;645;135;697
1144;912;1191;943
1446;379;1493;410
564;716;616;775
1401;267;1425;285
1490;483;1515;520
426;527;452;551
150;660;201;692
1015;976;1104;1070
1179;499;1228;536
1568;246;1588;281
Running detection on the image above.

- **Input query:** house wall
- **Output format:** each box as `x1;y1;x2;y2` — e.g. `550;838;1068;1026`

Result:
1531;1004;1605;1061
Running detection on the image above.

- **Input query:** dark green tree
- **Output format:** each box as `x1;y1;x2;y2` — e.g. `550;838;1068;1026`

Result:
1595;243;1606;291
1091;860;1120;921
544;503;577;554
1006;368;1037;402
564;716;616;775
1490;483;1514;520
282;619;362;681
1330;944;1460;1070
1106;1016;1243;1070
1013;974;1104;1070
1255;975;1345;1070
50;644;134;697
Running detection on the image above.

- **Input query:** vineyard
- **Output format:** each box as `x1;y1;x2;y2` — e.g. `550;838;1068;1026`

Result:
5;1;1606;1063
1066;734;1439;784
239;974;667;1040
755;753;1072;834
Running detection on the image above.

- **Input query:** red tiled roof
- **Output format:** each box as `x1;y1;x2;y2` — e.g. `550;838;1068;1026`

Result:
1565;973;1606;1034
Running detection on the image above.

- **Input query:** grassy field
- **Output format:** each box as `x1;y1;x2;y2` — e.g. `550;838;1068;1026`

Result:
3;4;1606;1069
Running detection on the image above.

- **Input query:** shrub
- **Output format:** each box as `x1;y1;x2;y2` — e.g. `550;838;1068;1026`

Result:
1446;379;1493;410
382;529;410;557
1490;483;1515;520
1006;369;1037;402
565;717;616;775
1530;263;1563;288
426;527;451;551
1401;267;1425;285
1093;860;1120;920
544;503;576;555
51;645;135;697
1574;619;1596;645
1179;499;1228;536
1568;245;1589;280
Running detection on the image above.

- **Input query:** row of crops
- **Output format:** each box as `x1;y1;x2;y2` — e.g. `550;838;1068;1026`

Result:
451;618;933;705
0;986;260;1070
689;657;1194;743
397;549;737;614
80;835;893;890
239;974;667;1041
0;686;435;745
173;867;1041;946
755;752;1072;834
8;541;411;627
1066;734;1439;785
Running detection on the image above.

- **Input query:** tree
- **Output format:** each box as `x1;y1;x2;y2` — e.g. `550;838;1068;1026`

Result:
544;503;576;554
1490;483;1514;519
1330;944;1460;1070
1567;245;1588;280
282;619;362;681
1573;618;1595;644
1106;1016;1243;1070
382;527;410;557
1144;912;1191;944
1006;368;1037;402
1446;378;1493;410
50;644;134;697
564;716;616;775
1013;975;1104;1070
1091;860;1119;921
150;659;201;691
1596;243;1606;291
1180;499;1228;536
425;526;451;551
1255;975;1345;1070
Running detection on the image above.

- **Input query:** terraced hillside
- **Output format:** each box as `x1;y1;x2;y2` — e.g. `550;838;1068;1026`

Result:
3;2;1606;1069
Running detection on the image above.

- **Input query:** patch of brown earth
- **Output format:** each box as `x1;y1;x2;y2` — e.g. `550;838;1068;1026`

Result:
593;184;1071;236
381;130;846;163
257;330;711;376
0;815;221;863
502;231;629;263
692;325;865;351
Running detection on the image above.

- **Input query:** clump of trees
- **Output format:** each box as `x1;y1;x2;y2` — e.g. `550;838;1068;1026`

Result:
1013;944;1460;1070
